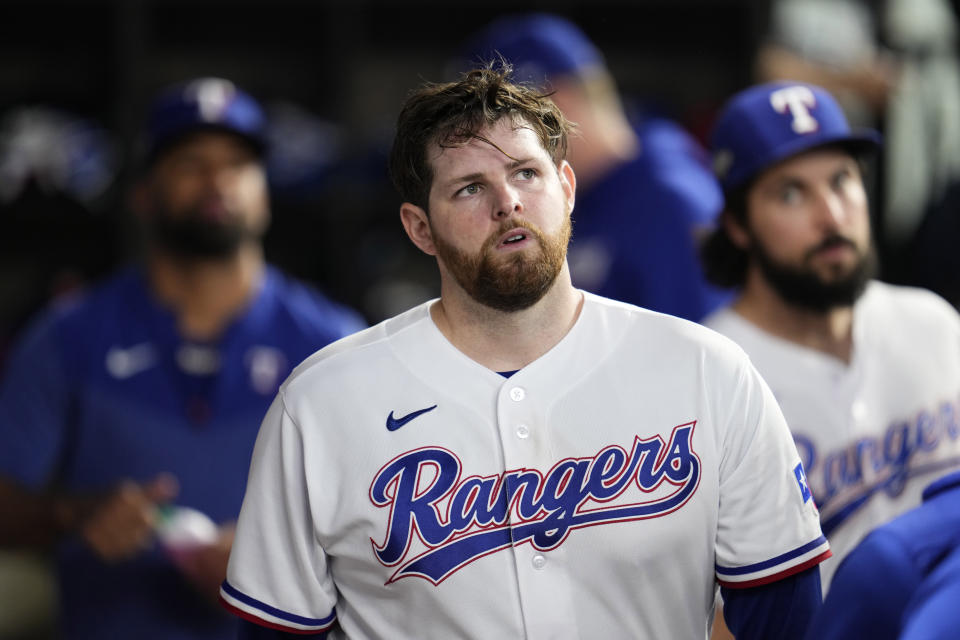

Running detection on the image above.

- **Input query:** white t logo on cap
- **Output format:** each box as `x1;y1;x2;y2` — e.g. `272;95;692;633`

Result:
186;78;236;123
769;86;819;134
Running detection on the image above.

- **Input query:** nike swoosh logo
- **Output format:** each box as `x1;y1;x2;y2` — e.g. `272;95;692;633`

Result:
105;343;157;379
386;405;437;431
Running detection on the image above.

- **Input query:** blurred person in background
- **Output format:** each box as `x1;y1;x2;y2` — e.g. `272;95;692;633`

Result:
454;12;731;321
701;81;960;591
0;105;121;640
0;105;121;371
0;77;364;639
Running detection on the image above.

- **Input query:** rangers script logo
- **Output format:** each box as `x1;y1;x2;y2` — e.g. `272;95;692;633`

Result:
369;422;701;584
795;396;960;535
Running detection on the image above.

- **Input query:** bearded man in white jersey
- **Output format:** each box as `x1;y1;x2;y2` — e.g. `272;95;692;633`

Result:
702;81;960;589
220;67;830;640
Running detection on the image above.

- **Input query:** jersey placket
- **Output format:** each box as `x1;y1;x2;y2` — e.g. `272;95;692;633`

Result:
496;378;580;639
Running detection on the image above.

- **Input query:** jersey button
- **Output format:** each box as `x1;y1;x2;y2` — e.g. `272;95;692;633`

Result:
509;387;526;401
851;400;867;422
516;424;530;439
531;554;547;569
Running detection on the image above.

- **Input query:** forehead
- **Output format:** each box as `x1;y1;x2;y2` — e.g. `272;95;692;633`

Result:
156;130;259;164
753;147;858;187
427;118;549;176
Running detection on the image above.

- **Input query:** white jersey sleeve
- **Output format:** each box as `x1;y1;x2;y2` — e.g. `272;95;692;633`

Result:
713;343;831;587
220;392;338;633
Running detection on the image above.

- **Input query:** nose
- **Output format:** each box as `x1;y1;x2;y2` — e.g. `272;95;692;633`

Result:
209;163;235;189
814;190;846;229
492;183;523;219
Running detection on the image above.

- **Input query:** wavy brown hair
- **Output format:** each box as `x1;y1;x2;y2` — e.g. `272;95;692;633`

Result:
389;64;573;211
700;186;751;289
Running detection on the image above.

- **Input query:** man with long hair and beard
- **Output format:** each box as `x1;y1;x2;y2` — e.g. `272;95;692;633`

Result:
221;67;830;640
0;78;364;640
701;82;960;597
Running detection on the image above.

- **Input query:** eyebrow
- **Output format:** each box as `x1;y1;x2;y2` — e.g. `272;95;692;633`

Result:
757;176;804;198
775;177;805;188
443;157;536;189
768;163;854;191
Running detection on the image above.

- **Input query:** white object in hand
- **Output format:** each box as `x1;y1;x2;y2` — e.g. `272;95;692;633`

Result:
156;505;218;550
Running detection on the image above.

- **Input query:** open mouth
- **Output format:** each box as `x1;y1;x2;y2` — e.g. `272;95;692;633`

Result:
497;228;531;248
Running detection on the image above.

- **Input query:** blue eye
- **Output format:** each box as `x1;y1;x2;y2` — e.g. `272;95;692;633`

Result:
832;170;851;190
517;168;536;180
780;184;803;205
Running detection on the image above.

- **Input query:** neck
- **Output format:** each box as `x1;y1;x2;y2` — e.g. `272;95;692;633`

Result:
431;265;584;372
733;272;856;363
147;243;265;341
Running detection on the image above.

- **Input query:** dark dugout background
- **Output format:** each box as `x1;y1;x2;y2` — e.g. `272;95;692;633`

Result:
0;0;809;355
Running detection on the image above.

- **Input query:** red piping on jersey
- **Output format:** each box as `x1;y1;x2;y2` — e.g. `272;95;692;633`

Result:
219;595;330;635
717;549;833;589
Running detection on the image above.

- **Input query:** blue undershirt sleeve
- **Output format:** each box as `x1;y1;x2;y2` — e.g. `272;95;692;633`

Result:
238;620;327;639
720;566;821;640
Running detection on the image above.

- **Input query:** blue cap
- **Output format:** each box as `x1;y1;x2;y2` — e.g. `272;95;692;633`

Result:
455;13;604;86
145;77;266;162
710;82;881;192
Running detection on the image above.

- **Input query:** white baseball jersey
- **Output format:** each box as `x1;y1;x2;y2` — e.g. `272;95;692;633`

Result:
222;292;828;639
705;281;960;588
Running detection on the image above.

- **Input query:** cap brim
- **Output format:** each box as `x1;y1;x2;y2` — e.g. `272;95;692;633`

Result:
146;125;266;166
728;128;881;191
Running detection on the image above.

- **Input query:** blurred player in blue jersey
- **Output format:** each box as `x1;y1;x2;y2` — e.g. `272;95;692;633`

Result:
0;77;365;640
805;469;960;639
455;13;731;321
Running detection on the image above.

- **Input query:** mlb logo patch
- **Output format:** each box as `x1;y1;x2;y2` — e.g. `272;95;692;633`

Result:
794;462;812;504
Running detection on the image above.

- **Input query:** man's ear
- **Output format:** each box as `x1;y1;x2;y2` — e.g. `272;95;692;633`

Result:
558;160;576;213
723;210;750;250
399;203;437;256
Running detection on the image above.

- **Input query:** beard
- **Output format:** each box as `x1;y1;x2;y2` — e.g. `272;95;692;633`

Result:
146;206;257;260
432;213;572;312
752;233;876;312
